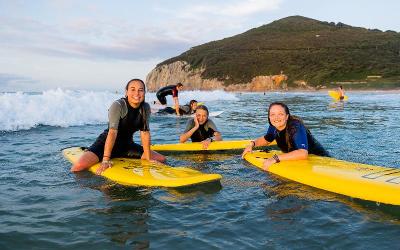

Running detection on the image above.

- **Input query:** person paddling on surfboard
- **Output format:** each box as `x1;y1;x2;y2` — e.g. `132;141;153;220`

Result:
179;105;222;149
241;102;329;170
71;79;166;174
338;85;345;101
157;99;198;115
156;83;184;116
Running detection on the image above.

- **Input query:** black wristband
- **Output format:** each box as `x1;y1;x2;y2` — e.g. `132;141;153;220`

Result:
251;141;256;147
272;154;280;163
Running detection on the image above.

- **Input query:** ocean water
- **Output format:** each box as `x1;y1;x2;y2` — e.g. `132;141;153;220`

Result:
1;89;400;249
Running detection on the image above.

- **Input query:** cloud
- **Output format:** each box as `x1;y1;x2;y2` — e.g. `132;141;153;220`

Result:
0;73;37;90
0;16;193;62
179;0;282;18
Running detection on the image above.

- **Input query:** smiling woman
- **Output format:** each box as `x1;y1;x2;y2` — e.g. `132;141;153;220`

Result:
179;105;223;149
70;78;165;174
241;101;329;170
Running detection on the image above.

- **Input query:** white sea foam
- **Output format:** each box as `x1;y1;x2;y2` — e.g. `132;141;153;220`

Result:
0;89;239;131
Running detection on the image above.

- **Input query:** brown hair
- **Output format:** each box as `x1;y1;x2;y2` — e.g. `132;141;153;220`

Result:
125;79;149;130
267;102;308;151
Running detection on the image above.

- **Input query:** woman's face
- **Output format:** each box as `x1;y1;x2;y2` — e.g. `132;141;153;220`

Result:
195;109;208;125
269;104;289;131
125;80;145;107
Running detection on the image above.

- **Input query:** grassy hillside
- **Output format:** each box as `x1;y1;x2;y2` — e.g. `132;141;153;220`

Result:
159;16;400;87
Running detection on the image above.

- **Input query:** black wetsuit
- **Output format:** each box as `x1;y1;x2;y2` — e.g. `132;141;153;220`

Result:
88;98;150;159
157;104;192;115
156;85;179;105
264;120;329;156
184;118;218;142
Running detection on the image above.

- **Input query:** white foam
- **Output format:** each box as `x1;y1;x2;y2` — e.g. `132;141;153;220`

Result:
0;89;239;131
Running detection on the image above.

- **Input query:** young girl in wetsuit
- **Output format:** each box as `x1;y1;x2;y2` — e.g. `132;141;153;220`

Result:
242;102;329;170
71;79;165;174
179;105;222;149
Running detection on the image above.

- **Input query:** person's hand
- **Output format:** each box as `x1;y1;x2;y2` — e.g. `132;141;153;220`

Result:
262;158;276;171
241;145;253;159
193;116;200;129
201;138;212;149
96;160;113;175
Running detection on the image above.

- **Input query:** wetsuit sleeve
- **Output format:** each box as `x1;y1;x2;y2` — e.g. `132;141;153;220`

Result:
184;119;195;133
206;119;219;132
172;87;178;97
108;100;123;129
291;121;309;151
140;102;151;131
180;105;190;114
263;126;276;142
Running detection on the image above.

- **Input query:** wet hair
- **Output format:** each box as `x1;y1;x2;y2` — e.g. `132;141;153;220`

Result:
189;99;197;108
267;102;308;152
339;85;343;89
196;104;209;116
125;78;149;130
176;82;183;88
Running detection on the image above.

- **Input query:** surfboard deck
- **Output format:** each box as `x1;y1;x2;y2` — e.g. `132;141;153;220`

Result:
244;150;400;205
62;147;221;187
151;139;276;152
328;90;348;101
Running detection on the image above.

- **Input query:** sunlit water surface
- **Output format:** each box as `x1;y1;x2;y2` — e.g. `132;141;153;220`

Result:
1;90;400;249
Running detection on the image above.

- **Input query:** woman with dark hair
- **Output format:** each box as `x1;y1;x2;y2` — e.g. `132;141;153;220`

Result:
179;105;222;149
242;102;329;170
71;79;165;174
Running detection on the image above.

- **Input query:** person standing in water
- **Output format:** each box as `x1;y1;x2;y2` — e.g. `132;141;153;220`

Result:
242;102;329;170
180;105;222;149
338;85;345;100
71;79;166;174
156;83;184;116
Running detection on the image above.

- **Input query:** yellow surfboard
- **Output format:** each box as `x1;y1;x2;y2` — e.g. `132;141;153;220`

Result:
62;147;221;187
244;150;400;205
151;140;276;152
328;90;348;101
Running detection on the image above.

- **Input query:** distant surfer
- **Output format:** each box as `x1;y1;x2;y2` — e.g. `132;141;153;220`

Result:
156;83;184;116
157;99;198;115
242;102;329;170
71;79;165;174
179;105;222;149
338;85;345;100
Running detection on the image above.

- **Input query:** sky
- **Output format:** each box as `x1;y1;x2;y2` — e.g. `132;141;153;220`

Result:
0;0;399;92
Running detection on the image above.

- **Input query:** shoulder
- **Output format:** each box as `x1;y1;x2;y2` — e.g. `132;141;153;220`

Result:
109;98;126;112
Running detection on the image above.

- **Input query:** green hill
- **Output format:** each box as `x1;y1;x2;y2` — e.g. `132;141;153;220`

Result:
159;16;400;87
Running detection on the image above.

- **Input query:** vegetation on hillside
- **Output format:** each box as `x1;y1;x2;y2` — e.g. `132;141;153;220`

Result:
159;16;400;87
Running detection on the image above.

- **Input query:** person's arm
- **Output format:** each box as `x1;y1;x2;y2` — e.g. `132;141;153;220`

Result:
262;121;310;170
180;118;199;143
241;136;270;158
96;128;118;175
262;149;308;171
173;96;180;116
140;131;151;160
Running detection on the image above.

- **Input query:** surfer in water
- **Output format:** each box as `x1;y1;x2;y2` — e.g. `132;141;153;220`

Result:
338;85;345;100
179;105;222;149
242;102;329;170
157;99;198;115
71;79;165;174
156;83;184;116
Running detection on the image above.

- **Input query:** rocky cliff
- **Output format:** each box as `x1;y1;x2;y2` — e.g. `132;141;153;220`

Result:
145;60;287;91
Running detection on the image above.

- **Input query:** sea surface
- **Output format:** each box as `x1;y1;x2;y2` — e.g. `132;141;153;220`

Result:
1;89;400;249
